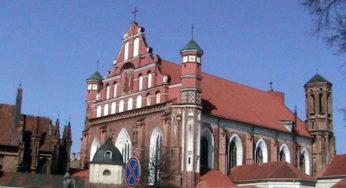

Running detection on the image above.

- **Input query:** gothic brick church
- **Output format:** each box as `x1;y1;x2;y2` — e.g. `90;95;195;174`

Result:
80;22;336;187
0;86;72;174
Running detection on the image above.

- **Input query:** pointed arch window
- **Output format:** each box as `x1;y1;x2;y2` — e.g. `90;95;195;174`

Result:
200;128;214;169
133;38;140;57
227;134;243;175
113;83;118;98
255;139;268;164
149;128;163;185
278;144;290;163
146;94;151;106
96;106;102;117
300;149;310;175
106;85;110;99
115;128;132;164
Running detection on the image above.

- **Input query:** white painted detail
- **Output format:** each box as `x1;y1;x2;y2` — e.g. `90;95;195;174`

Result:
92;84;98;90
146;95;151;106
183;56;188;63
119;100;124;112
88;84;92;90
111;102;116;114
106;86;110;100
124;42;129;60
279;144;291;163
113;84;118;98
148;73;152;88
197;57;201;63
186;119;194;171
96;106;102;117
139;75;143;90
115;128;132;164
136;95;142;108
189;56;196;62
133;38;139;57
255;138;268;163
156;93;160;104
128;98;133;110
96;94;101;101
162;75;168;83
104;104;109;116
90;137;100;161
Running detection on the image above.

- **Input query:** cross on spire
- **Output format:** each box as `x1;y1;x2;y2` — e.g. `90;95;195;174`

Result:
96;60;99;72
132;7;139;22
19;77;23;87
269;81;273;90
191;24;194;39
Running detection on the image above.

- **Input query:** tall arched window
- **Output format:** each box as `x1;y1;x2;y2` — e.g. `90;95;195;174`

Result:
228;134;243;174
139;74;143;91
300;149;310;175
319;93;323;113
119;100;124;112
128;97;133;110
124;42;129;60
115;128;132;164
149;128;163;185
278;144;290;163
156;92;161;104
96;105;102;117
111;102;116;114
90;137;100;161
136;95;142;108
148;72;152;88
104;104;109;116
133;38;139;57
255;139;268;164
200;128;214;169
310;94;315;114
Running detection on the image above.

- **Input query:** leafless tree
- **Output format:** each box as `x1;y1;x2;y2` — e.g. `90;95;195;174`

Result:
301;0;346;54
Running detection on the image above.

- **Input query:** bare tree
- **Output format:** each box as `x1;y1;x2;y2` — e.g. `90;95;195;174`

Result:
301;0;346;54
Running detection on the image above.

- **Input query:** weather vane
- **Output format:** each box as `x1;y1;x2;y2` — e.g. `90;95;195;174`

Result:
191;24;194;39
132;7;139;22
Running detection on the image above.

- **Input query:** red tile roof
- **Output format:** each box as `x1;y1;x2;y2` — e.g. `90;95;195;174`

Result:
72;169;89;178
161;60;311;137
229;162;314;182
332;177;346;188
319;154;346;178
0;104;16;146
200;170;236;187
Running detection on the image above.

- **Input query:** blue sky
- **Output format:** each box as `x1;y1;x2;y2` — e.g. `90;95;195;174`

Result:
0;1;345;154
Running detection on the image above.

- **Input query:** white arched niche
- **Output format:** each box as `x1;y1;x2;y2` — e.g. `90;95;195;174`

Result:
279;144;291;163
255;138;268;164
149;127;163;185
115;128;132;164
301;148;310;175
133;38;139;57
201;127;214;169
90;137;100;161
228;134;243;170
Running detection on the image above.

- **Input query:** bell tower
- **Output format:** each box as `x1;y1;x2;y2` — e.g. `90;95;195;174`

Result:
305;74;335;175
178;39;203;187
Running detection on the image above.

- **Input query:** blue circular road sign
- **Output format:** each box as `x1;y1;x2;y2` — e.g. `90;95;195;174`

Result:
125;157;141;187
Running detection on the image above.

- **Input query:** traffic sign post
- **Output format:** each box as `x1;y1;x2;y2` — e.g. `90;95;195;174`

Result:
125;157;141;187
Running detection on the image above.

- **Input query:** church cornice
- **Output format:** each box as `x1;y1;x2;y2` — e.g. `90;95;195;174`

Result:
87;100;173;126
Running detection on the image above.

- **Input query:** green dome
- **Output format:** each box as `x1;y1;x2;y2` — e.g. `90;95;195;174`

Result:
87;71;103;82
306;74;331;85
91;139;124;165
180;39;204;55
